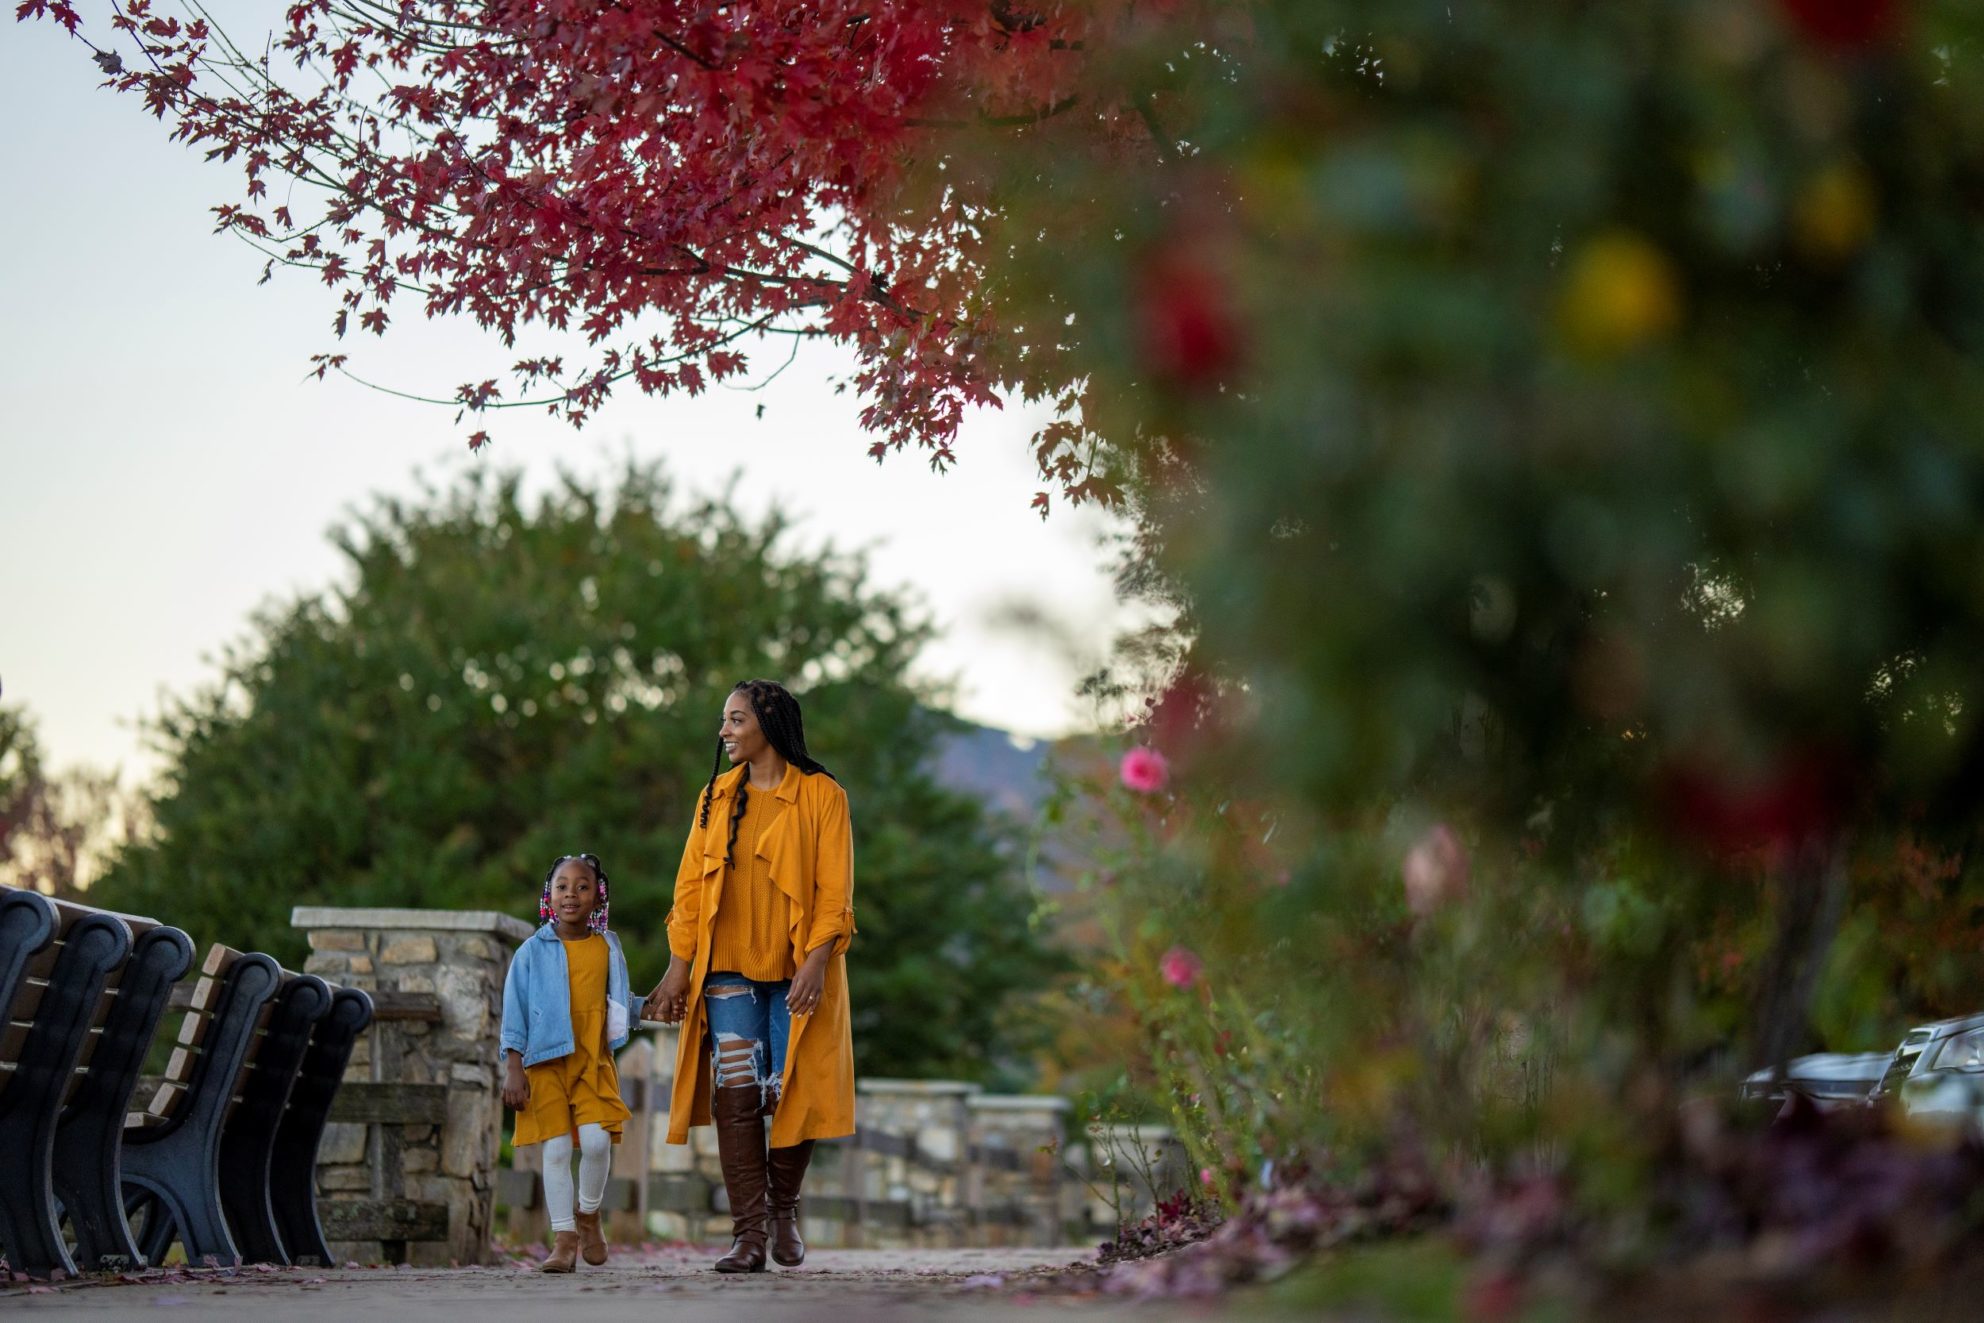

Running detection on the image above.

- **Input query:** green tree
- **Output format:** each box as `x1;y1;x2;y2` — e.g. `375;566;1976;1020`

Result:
90;463;1058;1082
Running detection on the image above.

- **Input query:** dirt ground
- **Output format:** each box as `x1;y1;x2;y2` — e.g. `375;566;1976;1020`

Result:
0;1246;1206;1321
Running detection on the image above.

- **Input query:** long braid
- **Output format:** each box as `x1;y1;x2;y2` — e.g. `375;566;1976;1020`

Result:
697;738;724;829
724;775;751;867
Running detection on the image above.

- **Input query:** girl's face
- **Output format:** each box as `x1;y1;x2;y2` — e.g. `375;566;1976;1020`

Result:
719;691;769;766
548;860;599;927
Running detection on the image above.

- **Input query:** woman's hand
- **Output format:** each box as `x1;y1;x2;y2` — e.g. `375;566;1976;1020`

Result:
786;947;830;1017
644;959;692;1024
501;1054;530;1111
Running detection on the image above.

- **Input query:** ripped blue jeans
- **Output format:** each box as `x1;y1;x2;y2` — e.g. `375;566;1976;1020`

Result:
703;972;791;1113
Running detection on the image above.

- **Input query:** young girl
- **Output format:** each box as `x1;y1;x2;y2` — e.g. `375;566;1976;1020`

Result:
500;852;638;1273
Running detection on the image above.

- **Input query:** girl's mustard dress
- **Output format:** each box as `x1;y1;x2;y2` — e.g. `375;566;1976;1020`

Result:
512;932;632;1146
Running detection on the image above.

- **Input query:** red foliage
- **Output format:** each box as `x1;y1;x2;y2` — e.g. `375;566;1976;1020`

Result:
18;0;1160;493
1659;750;1847;859
1777;0;1905;48
1136;249;1243;391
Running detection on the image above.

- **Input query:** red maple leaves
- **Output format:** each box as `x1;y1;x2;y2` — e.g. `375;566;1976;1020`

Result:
21;0;1126;497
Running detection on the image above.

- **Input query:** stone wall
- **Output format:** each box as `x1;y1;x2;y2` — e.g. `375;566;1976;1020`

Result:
292;906;532;1267
589;1026;1172;1249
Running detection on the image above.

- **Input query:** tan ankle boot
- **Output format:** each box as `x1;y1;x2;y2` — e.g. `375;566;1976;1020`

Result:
574;1209;607;1266
538;1230;580;1273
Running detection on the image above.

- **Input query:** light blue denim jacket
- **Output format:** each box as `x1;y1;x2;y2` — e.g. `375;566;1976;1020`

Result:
499;923;642;1068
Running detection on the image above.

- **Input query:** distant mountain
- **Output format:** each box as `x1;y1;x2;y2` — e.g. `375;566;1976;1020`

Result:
927;720;1052;822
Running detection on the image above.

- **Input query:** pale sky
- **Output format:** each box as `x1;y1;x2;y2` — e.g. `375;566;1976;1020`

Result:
0;14;1145;785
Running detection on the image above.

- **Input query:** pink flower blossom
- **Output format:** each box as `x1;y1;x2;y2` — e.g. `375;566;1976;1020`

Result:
1120;745;1171;793
1402;823;1470;916
1199;1166;1217;1188
1160;944;1204;988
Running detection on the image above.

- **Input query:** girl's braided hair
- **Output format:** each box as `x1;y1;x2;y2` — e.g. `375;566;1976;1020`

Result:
539;852;610;933
697;679;835;868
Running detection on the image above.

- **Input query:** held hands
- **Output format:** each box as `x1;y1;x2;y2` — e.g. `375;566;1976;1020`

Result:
786;946;830;1017
643;959;692;1025
501;1055;530;1111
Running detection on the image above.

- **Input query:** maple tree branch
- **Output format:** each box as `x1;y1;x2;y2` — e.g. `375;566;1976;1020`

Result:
324;310;785;410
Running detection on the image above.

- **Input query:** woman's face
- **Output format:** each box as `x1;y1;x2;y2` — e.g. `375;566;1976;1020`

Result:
548;860;599;926
719;691;769;766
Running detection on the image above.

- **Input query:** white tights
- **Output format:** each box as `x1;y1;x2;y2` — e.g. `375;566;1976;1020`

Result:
541;1124;613;1232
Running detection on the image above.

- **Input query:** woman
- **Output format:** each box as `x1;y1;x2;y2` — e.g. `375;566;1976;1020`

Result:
644;680;856;1273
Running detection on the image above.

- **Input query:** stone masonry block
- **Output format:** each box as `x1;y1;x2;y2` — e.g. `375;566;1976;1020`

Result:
652;1138;696;1174
318;1166;373;1192
380;935;439;964
317;1122;369;1166
310;930;366;952
443;1090;496;1178
442;933;505;965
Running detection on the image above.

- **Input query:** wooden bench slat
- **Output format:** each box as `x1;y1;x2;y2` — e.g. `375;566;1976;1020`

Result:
176;1008;210;1048
146;1080;183;1119
8;977;48;1021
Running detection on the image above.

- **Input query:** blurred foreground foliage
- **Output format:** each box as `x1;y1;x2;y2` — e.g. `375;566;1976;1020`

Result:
1001;0;1984;1272
87;463;1060;1083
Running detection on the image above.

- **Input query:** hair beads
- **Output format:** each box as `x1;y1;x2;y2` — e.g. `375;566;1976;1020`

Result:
539;852;611;932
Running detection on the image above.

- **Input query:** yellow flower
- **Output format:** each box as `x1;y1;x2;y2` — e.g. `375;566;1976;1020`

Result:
1559;232;1683;355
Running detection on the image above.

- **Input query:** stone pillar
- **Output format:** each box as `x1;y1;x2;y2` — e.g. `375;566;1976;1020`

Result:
291;906;533;1267
855;1079;979;1246
966;1094;1072;1246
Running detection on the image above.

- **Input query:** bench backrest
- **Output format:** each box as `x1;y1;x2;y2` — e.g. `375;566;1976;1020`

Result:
0;894;147;1099
142;943;244;1124
142;951;337;1127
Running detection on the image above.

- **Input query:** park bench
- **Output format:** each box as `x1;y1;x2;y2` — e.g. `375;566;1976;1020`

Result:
0;889;131;1276
120;942;300;1267
51;902;197;1273
267;983;373;1266
0;889;197;1277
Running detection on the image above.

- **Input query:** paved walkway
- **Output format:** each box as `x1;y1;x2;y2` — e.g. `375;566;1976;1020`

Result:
1;1247;1184;1320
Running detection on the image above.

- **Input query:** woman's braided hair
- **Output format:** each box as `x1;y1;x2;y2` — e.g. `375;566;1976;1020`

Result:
539;852;610;933
697;679;835;868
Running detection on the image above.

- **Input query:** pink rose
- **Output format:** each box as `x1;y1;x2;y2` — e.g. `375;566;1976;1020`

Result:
1402;823;1470;916
1159;944;1203;988
1120;746;1171;793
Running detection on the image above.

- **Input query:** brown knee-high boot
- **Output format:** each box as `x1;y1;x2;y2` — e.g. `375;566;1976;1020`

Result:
767;1141;815;1267
712;1087;769;1273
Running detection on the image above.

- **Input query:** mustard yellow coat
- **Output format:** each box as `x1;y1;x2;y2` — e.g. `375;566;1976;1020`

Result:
664;762;857;1147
